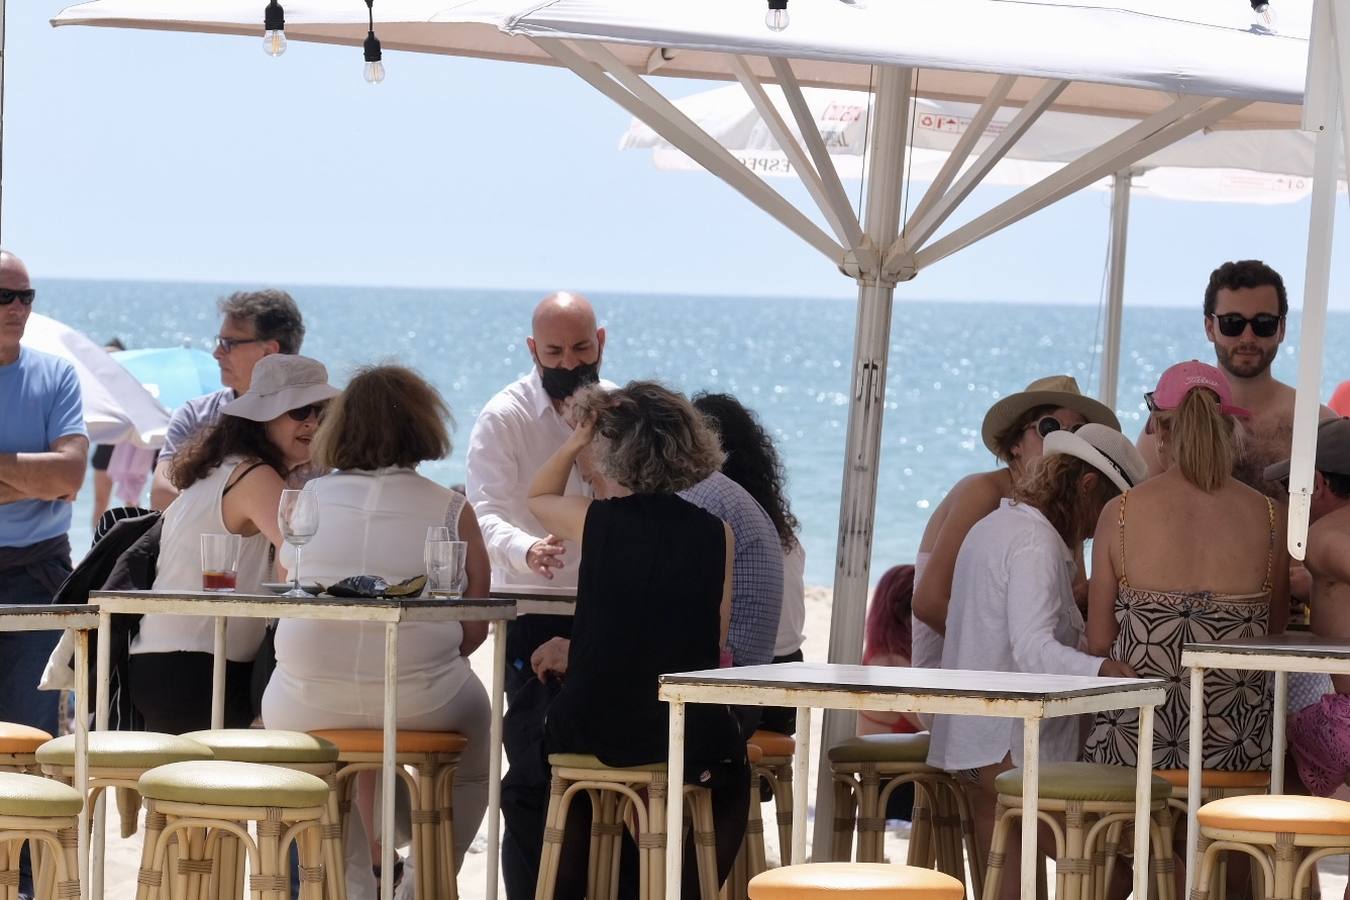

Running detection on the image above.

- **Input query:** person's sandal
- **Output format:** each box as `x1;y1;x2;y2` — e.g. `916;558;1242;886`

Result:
372;856;404;893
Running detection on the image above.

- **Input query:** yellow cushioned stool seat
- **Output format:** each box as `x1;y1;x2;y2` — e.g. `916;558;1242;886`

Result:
1155;769;1270;790
827;733;930;765
547;753;667;773
749;731;796;758
1197;794;1350;836
139;760;329;808
994;762;1171;802
184;729;340;764
308;729;467;754
0;723;53;755
0;771;83;817
37;731;213;768
748;863;964;900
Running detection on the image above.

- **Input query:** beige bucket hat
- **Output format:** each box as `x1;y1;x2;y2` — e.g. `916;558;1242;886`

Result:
980;375;1120;455
221;355;338;422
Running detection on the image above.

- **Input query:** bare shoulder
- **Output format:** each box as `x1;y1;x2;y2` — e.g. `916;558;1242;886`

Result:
227;459;284;493
948;469;1009;510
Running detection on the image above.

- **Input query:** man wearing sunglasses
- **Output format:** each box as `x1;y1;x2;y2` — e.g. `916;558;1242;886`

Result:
150;289;305;509
0;248;89;752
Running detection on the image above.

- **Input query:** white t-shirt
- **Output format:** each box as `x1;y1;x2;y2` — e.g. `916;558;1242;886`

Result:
774;540;807;657
273;468;472;717
133;457;271;661
927;499;1104;771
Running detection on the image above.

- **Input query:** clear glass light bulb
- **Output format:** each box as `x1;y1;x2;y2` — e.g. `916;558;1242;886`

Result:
364;60;386;84
263;29;287;57
765;7;790;31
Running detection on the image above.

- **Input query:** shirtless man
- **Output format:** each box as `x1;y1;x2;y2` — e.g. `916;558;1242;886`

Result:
1270;419;1350;795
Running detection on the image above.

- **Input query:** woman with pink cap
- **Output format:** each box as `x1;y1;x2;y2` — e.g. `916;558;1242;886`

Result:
1084;361;1290;778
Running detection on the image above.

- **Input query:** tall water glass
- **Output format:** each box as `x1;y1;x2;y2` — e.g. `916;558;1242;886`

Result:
426;540;468;598
278;489;320;597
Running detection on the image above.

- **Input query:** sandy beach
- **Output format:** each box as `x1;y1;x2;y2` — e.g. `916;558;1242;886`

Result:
92;584;1348;899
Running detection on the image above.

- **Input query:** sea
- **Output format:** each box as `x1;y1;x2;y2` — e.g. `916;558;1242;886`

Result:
37;278;1350;587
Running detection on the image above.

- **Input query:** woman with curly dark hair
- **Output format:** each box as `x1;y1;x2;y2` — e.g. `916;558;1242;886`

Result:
692;391;805;734
128;354;336;732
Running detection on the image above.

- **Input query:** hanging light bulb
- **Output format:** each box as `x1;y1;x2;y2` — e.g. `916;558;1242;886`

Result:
262;0;287;57
765;0;789;31
363;0;385;83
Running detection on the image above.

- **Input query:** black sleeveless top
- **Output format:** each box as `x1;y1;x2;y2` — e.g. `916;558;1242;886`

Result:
544;493;744;773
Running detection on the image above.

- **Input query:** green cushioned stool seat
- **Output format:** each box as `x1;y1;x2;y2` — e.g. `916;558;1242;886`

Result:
184;729;339;764
827;733;931;765
548;753;667;773
994;762;1170;802
37;731;214;769
0;771;83;817
139;760;330;808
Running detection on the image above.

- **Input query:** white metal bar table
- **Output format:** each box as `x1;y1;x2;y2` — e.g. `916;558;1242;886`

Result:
485;586;575;900
1181;634;1350;900
0;604;98;900
660;662;1166;900
90;590;516;900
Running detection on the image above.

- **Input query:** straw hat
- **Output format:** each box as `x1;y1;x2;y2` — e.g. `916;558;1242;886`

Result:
1042;423;1147;493
221;355;338;422
980;375;1120;455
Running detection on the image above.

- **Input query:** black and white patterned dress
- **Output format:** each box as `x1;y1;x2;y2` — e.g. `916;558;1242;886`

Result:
1083;493;1276;772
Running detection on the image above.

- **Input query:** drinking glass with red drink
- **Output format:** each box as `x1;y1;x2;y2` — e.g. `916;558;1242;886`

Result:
201;533;242;593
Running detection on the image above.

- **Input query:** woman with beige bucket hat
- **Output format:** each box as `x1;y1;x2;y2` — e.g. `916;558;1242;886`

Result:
910;375;1119;674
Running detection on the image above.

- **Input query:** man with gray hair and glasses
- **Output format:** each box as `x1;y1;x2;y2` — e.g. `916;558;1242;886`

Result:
150;289;305;509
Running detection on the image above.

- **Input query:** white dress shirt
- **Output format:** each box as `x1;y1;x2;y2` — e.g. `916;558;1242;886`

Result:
927;499;1104;771
465;369;612;588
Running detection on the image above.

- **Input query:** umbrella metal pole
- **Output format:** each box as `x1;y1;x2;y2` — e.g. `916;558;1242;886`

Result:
1099;170;1132;411
811;63;911;862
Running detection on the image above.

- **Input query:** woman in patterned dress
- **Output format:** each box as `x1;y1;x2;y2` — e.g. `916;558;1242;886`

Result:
1084;361;1290;774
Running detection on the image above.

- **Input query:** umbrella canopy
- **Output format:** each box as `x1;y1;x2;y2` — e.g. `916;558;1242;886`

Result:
112;346;224;412
19;313;171;449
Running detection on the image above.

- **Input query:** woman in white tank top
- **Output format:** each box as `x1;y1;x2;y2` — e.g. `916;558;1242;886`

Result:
130;354;337;733
260;366;493;896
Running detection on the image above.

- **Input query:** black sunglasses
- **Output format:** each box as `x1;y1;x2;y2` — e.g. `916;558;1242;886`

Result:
1030;415;1083;438
1210;312;1282;338
286;403;327;423
0;288;35;306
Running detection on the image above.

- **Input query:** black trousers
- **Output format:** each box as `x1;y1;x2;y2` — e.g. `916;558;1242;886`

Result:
129;652;255;733
756;649;805;735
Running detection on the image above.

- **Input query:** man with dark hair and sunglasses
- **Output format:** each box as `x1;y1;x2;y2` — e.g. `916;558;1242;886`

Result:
150;289;305;509
1267;419;1350;795
1139;260;1336;496
0;251;89;880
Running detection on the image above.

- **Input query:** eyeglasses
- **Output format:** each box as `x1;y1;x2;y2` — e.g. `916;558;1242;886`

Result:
1210;312;1282;338
286;403;326;423
1144;392;1161;433
1028;415;1083;438
214;335;265;354
0;289;35;306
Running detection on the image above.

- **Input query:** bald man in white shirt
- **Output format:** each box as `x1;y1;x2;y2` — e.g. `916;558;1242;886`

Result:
465;291;614;900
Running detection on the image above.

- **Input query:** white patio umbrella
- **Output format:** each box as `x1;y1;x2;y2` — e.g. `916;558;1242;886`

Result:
48;0;1319;887
19;313;171;449
621;83;1345;407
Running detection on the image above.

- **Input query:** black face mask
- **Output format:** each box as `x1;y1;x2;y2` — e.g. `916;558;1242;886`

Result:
536;354;601;401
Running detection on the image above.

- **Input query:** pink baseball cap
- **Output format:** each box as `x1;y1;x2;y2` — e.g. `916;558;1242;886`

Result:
1148;360;1250;418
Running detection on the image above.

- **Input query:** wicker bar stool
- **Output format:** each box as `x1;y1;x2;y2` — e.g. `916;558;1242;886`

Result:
0;772;83;900
535;753;720;900
184;730;344;900
1191;795;1350;900
828;733;980;894
747;731;795;862
308;729;467;900
0;724;53;774
747;863;964;900
984;762;1173;900
134;760;328;900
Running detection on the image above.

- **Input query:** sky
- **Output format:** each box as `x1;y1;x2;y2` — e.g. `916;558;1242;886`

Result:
6;1;1350;306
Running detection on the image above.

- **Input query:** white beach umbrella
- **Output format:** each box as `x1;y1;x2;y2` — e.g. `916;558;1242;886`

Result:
620;83;1345;407
19;313;171;449
49;0;1318;882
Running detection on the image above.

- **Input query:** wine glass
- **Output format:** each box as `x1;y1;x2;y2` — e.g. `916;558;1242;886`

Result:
278;489;320;597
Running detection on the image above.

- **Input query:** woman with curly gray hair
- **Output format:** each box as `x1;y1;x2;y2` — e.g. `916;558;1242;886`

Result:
526;380;749;900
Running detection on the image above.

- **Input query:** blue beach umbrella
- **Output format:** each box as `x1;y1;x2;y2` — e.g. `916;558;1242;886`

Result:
112;347;224;412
